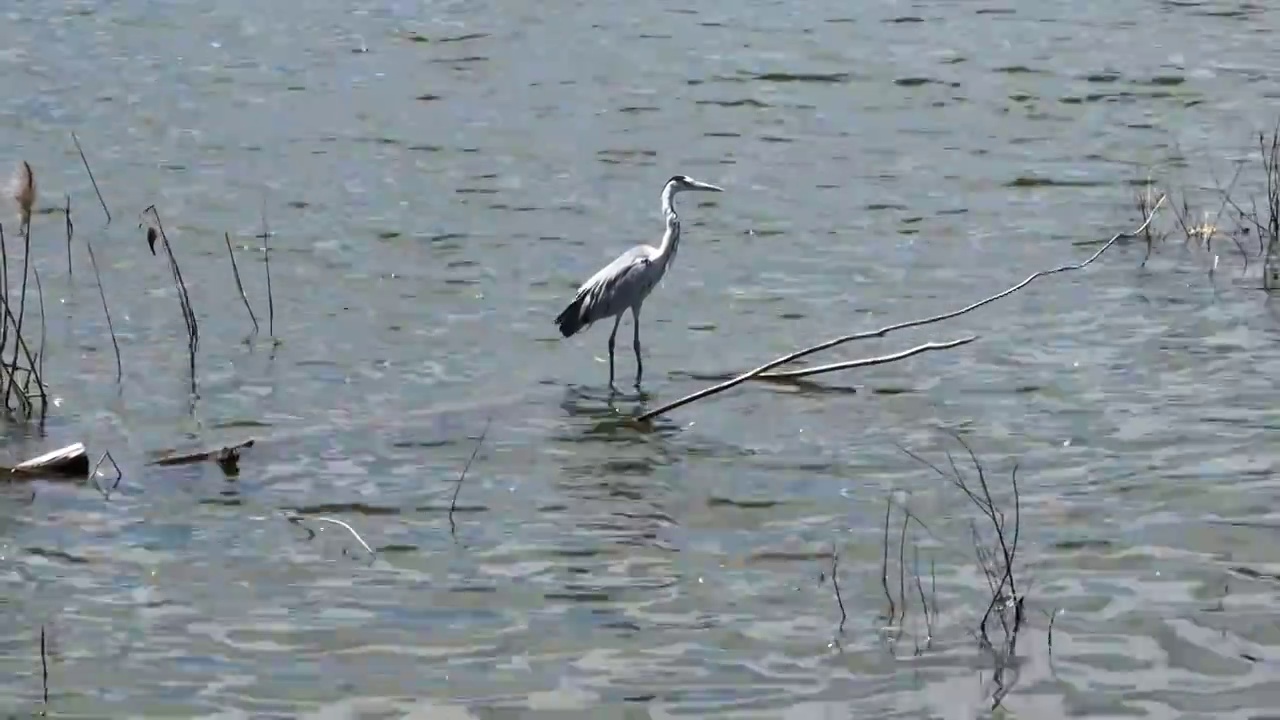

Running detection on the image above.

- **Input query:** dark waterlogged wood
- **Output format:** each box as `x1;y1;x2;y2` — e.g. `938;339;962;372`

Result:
149;438;256;467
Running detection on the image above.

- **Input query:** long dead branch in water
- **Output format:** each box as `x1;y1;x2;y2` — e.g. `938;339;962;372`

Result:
757;336;977;382
637;196;1166;422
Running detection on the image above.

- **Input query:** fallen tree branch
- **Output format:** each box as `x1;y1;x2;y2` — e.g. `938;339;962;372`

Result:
757;336;977;381
636;196;1166;422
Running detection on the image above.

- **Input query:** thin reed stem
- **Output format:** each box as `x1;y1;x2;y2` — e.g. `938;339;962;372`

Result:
449;416;492;537
142;205;198;395
6;222;32;411
831;545;847;633
260;197;275;337
224;232;258;336
63;194;72;277
32;265;44;391
71;132;110;226
1;224;8;395
40;624;48;706
86;236;121;383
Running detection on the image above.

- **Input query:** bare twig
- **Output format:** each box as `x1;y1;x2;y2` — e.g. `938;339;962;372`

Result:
142;205;198;395
904;436;1025;653
831;545;847;633
6;211;34;412
260;196;275;338
449;416;492;537
310;516;375;559
637;196;1166;422
224;232;259;336
63;194;73;279
880;497;896;623
897;508;909;628
1;223;6;381
904;436;1031;710
914;544;932;644
84;220;122;384
1136;172;1165;267
88;450;122;500
1045;607;1060;659
71;132;111;226
40;624;48;707
283;512;375;562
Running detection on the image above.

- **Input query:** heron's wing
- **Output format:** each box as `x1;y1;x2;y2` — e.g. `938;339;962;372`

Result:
577;245;653;292
572;245;661;319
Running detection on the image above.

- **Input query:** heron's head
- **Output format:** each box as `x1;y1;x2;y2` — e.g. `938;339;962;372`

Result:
665;175;724;195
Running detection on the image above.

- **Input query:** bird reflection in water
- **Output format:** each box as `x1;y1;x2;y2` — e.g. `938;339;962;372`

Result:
551;385;682;553
556;383;680;443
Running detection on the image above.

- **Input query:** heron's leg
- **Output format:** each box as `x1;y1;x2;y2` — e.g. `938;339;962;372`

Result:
607;314;622;390
631;306;643;388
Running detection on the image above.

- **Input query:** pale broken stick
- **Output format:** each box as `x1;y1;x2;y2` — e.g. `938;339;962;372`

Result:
282;511;376;564
8;442;122;498
12;442;89;477
637;195;1167;422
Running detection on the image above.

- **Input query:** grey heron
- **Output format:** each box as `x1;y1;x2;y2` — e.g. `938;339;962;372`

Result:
555;174;724;390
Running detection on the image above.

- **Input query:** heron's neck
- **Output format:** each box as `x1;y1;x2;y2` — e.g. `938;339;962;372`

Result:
656;187;681;263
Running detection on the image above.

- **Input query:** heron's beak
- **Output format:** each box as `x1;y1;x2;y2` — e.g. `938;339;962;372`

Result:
691;180;724;192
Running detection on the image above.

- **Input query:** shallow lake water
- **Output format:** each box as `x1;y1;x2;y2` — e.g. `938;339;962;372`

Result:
1;0;1280;717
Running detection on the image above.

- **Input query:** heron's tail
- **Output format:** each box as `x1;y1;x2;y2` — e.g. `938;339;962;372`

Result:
555;293;589;338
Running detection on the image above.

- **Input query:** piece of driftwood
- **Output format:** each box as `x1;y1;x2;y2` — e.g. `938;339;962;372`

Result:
9;442;90;478
148;438;255;468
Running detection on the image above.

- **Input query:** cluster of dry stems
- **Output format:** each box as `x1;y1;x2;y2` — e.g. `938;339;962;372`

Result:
1136;122;1280;289
827;437;1040;711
